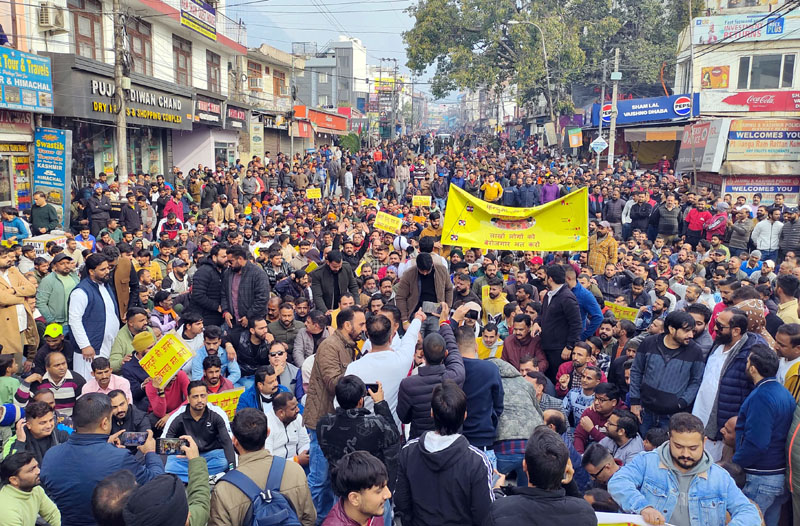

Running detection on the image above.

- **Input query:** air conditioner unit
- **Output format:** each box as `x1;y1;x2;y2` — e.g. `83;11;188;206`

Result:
249;77;263;89
39;2;66;32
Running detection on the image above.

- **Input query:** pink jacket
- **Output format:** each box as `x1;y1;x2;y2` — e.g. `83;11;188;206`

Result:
322;500;384;526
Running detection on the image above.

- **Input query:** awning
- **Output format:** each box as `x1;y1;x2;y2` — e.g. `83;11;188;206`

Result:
291;120;312;138
315;127;349;136
624;126;684;142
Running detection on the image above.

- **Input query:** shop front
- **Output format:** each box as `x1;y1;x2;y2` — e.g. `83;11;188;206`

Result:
259;112;288;157
293;106;348;149
224;103;250;163
0;47;54;210
48;54;193;185
173;91;239;170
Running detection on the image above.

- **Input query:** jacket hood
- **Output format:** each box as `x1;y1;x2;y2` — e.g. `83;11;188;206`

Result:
657;441;712;476
418;432;469;472
488;357;522;379
198;257;222;272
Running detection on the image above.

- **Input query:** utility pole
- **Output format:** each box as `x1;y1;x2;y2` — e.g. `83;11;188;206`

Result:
595;58;607;172
112;0;128;193
290;55;295;162
410;76;415;133
607;47;621;171
390;58;398;140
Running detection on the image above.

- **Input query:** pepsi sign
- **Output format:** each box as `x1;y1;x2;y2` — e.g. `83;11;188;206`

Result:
591;93;699;126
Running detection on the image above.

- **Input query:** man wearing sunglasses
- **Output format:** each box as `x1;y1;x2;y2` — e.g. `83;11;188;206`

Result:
268;341;298;393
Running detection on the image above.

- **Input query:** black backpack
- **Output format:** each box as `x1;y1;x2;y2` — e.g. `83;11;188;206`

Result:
219;456;301;526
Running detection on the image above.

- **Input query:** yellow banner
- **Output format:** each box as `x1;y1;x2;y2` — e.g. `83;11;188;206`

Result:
604;301;640;322
374;211;402;234
208;387;245;421
139;333;194;385
440;185;589;251
412;195;432;207
596;512;675;526
362;198;379;208
306;188;322;199
412;215;427;223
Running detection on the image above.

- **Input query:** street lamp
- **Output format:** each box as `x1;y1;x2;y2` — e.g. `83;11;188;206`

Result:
508;20;555;127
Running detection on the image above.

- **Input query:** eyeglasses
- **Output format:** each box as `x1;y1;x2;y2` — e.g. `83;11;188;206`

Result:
714;321;730;330
588;463;610;479
594;397;612;403
269;351;285;357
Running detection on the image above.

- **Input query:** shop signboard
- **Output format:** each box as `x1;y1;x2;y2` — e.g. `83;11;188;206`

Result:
32;127;72;229
195;95;223;126
692;14;800;45
0;110;33;135
0;47;53;114
180;0;217;41
249;119;264;157
591;94;699;126
675;119;730;173
711;90;800;112
727;119;800;161
224;104;248;130
724;176;800;205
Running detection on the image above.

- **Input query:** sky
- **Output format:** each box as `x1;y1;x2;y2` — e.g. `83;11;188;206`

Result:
224;0;458;103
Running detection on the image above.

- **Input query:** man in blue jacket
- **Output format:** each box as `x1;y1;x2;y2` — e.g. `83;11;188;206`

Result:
40;393;164;526
564;265;603;340
235;364;290;414
734;343;796;526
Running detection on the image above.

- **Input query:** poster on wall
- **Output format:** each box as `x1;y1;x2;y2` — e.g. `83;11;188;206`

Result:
180;0;216;41
724;176;800;205
727;119;800;161
32;127;72;230
0;47;53;114
249;120;264;158
692;14;800;45
701;66;730;89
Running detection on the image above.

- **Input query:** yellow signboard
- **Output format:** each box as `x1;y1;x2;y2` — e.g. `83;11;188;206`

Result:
604;301;640;323
412;215;427;223
412;195;432;207
596;512;675;526
139;333;194;384
208;387;245;421
362;198;379;208
440;185;589;251
306;187;322;199
373;211;402;234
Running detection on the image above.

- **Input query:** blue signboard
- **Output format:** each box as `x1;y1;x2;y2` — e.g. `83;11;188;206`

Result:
591;93;699;127
33;127;72;229
0;48;53;114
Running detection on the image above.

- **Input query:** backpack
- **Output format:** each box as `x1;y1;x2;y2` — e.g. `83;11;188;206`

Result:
219;456;301;526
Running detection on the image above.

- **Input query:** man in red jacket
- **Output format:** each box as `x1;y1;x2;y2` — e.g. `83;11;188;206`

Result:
501;313;547;371
573;383;626;454
555;343;607;397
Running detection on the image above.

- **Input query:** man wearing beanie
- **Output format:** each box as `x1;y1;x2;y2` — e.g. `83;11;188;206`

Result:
121;331;156;413
120;435;209;526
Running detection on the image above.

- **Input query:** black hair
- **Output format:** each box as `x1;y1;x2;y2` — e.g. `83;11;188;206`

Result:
669;412;704;436
431;380;467;435
611;409;639;439
330;451;389;498
1;451;36;483
594;382;620;402
543;408;567;434
326;250;343;263
107;389;126;401
418;236;435;254
513;313;532;327
335;375;367;410
91;469;137;526
416;252;433;272
545;264;566;284
663;311;695;333
685;303;711;323
777;323;800;347
153;290;171;307
307;310;329;329
272;391;296;412
231;408;268;452
227;245;248;260
581;442;613;468
204;325;223;340
618;319;637;338
24;400;54;420
336;306;362;328
366;314;392;346
584;488;620;512
178;310;203;327
254;365;277;385
73;393;112;431
91;357;111;372
422;332;447;365
777;274;800;298
186;380;207;397
644;427;669;448
379;304;401;326
524;426;569;491
748;343;780;378
503;302;518;317
84;253;108;272
0;355;14;376
202;355;222;371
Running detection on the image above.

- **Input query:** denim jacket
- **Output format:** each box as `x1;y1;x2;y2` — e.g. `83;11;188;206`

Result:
608;447;760;526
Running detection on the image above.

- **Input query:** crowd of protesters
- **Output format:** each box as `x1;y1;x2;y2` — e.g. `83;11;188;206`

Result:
0;132;798;526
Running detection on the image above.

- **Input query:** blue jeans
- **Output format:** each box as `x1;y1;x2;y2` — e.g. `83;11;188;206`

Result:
308;429;334;525
235;375;254;390
165;449;228;483
435;197;447;212
366;188;375;199
760;250;778;262
639;408;671;437
743;473;787;526
496;452;527;487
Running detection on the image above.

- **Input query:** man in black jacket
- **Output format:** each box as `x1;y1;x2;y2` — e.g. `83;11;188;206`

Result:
317;376;400;491
3;401;69;464
30;191;59;235
109;389;151;434
88;183;112;236
538;265;583;382
310;250;360;313
395;380;494;526
629;191;653;234
119;192;142;233
483;426;597;526
221;245;270;332
191;245;227;327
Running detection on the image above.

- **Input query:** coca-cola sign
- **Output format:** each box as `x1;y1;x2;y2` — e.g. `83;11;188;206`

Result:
720;90;800;111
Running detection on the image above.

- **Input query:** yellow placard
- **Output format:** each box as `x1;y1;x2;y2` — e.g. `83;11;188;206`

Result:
412;195;432;207
596;512;675;526
354;261;366;277
362;198;379;208
306;188;322;199
412;215;426;223
139;333;194;385
207;387;245;421
305;261;318;273
604;301;640;323
373;211;402;234
440;185;588;251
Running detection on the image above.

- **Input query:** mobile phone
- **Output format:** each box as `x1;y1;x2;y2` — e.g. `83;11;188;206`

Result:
365;383;379;393
421;301;441;315
120;432;148;447
156;437;189;455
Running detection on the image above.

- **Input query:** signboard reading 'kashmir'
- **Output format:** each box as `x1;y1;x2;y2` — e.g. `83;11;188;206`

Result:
32;127;72;230
441;185;589;252
0;47;53;114
181;0;217;41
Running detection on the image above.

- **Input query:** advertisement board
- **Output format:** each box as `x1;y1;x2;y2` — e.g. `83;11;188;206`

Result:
0;47;53;114
692;14;800;45
181;0;216;41
591;94;699;126
675;119;731;173
727;119;800;161
701;66;730;89
724;176;800;205
32;127;72;229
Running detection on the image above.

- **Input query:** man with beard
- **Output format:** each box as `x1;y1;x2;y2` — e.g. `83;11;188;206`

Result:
709;277;742;340
629;311;705;435
310;250;360;313
609;412;759;526
0;451;61;526
686;303;713;358
378;277;395;307
221;245;270;337
482;277;508;325
691;308;764;462
68;253;120;379
597;319;618;357
588;221;618;275
595;263;633;302
268;303;304;359
36;252;79;332
471;260;499;297
191;244;227;327
224;316;274;389
109;388;150;434
452;273;480;310
648;277;676;313
555;343;607;397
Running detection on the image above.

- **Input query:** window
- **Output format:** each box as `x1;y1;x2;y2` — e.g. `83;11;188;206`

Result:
207;50;221;93
248;60;263;90
318;72;328;83
737;54;796;89
173;35;192;86
69;0;103;60
127;18;152;76
318;95;329;106
274;70;287;97
677;60;690;93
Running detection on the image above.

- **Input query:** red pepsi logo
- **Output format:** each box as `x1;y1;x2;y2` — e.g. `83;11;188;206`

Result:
601;103;612;123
